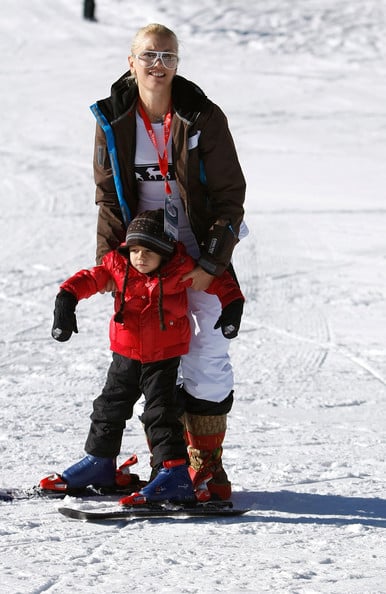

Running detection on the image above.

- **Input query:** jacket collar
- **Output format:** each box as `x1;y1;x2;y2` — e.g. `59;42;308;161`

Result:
97;73;209;125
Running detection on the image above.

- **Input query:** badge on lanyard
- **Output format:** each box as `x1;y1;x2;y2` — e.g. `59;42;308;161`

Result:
138;102;179;240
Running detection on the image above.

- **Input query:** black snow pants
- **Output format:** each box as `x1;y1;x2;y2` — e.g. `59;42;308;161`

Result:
84;352;187;468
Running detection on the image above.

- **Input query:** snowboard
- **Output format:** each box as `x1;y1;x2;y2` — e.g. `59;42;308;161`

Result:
58;501;249;521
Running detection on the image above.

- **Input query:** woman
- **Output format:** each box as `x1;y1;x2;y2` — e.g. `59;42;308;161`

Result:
90;24;245;500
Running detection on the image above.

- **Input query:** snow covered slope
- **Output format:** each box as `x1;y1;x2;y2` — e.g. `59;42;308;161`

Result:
1;1;386;592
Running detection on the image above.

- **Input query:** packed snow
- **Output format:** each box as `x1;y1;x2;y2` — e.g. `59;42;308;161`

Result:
1;0;386;592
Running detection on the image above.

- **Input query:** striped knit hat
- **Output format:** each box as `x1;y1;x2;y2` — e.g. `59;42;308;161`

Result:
118;209;175;259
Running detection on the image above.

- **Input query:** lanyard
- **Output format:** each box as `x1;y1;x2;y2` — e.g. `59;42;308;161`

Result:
138;102;172;196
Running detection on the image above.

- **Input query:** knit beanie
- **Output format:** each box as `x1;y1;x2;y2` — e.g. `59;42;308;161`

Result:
118;209;175;259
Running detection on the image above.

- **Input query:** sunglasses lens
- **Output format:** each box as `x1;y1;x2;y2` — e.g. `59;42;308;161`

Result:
141;51;157;64
162;54;178;68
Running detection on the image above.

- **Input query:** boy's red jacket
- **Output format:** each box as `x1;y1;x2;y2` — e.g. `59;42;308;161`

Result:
60;242;244;363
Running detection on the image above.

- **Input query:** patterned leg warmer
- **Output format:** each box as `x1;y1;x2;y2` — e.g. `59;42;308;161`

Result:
184;413;231;501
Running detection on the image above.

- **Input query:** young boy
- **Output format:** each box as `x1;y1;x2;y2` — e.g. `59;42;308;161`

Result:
40;209;244;505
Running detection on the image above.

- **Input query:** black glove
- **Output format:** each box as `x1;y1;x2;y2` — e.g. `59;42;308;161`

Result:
51;290;78;342
214;298;244;339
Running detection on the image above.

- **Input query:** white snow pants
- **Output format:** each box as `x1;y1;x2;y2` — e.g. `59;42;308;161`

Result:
179;288;234;403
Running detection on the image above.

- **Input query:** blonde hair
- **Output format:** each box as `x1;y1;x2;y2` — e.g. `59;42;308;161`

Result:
131;23;179;55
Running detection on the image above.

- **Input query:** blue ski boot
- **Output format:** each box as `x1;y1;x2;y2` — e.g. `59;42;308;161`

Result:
61;455;116;488
40;455;116;491
120;459;195;506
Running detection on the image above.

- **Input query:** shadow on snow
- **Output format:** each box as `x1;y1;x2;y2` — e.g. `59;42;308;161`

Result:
234;490;386;529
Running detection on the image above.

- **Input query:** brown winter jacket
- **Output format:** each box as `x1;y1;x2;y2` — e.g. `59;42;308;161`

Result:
92;73;246;275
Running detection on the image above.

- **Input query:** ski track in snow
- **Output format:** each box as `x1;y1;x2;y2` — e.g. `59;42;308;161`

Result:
1;0;386;592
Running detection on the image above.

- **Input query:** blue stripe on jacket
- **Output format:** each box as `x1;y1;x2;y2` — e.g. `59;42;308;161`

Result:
90;103;132;226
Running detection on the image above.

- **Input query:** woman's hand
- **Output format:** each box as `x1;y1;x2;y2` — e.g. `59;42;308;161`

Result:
181;266;214;291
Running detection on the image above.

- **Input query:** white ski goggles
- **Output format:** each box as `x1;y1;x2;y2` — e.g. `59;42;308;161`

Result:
134;51;179;70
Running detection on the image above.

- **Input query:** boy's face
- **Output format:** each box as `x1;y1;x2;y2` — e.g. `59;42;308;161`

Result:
129;245;163;274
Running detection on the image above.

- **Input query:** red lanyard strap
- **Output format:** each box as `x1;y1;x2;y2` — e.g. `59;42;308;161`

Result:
138;102;172;196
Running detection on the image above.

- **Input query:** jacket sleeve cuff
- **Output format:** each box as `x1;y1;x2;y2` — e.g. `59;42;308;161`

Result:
198;256;225;276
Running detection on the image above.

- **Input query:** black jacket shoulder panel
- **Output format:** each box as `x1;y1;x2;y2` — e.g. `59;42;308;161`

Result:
96;71;138;122
172;75;209;120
